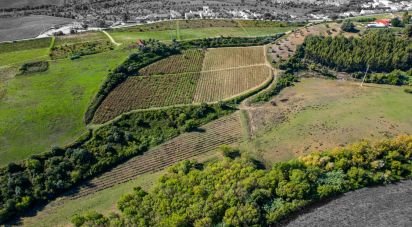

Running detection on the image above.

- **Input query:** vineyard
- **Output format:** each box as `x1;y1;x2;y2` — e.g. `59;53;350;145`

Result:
93;45;271;123
138;49;205;76
57;113;243;200
202;46;265;70
93;73;200;123
193;65;271;102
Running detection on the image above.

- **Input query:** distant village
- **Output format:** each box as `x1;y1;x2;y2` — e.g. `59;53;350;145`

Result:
1;0;411;36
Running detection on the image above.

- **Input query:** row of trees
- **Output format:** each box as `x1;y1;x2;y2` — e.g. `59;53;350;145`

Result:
302;30;411;73
72;135;412;226
180;34;284;49
0;103;235;223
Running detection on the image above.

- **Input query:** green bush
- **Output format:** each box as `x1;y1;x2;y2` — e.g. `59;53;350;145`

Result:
18;61;49;75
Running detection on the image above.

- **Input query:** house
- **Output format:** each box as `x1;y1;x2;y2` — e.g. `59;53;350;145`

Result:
366;19;391;28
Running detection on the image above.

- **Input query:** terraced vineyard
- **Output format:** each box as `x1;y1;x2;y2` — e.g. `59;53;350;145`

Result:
60;113;243;200
93;73;200;123
202;46;265;70
139;49;204;76
194;65;271;102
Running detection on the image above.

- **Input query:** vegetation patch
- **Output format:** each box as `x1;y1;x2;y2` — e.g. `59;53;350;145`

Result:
72;135;412;226
50;41;113;59
18;61;49;75
93;73;200;123
250;73;298;103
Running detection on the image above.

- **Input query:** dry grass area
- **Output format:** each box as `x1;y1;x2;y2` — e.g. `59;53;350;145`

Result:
193;65;271;103
139;49;205;76
93;73;200;123
202;46;265;71
241;78;412;164
268;23;361;64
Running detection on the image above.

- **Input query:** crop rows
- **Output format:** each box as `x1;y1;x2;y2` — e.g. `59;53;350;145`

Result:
193;65;271;103
202;46;265;71
139;49;204;76
60;113;243;200
93;73;200;123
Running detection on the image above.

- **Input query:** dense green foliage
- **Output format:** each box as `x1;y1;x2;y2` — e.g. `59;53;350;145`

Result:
340;20;357;33
18;61;49;75
180;34;284;49
50;41;113;59
84;40;181;123
250;74;298;103
352;69;412;86
0;103;235;223
72;136;412;226
302;30;411;73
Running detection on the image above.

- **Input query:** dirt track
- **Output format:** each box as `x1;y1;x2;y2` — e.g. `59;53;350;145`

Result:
284;180;412;227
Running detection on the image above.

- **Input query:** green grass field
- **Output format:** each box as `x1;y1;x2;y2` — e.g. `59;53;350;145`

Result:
110;26;295;43
241;78;412;164
0;49;130;166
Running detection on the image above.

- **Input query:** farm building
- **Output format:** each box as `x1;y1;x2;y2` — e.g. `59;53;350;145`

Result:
366;19;391;28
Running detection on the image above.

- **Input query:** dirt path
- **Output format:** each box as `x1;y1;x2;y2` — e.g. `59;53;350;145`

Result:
102;30;121;46
284;180;412;227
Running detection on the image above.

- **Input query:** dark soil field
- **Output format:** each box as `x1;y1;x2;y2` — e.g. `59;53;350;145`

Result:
284;180;412;227
0;15;73;42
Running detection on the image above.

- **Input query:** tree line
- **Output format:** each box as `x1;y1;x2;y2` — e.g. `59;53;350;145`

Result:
0;103;235;223
72;135;412;226
302;30;411;73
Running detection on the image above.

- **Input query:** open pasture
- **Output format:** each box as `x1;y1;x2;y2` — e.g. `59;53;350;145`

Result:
54;32;108;46
93;73;200;123
241;78;412;164
193;65;271;103
139;49;204;76
0;49;129;166
0;37;52;66
202;46;265;70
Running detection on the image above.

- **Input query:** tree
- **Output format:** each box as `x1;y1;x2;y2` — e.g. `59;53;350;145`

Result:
391;17;403;27
402;11;411;25
341;20;356;32
405;25;412;38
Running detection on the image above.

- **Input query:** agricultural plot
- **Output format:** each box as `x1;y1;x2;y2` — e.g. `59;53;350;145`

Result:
139;49;204;76
202;46;265;70
193;65;271;103
93;73;200;123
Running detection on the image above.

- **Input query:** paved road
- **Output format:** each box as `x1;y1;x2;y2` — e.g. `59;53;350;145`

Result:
285;180;412;227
